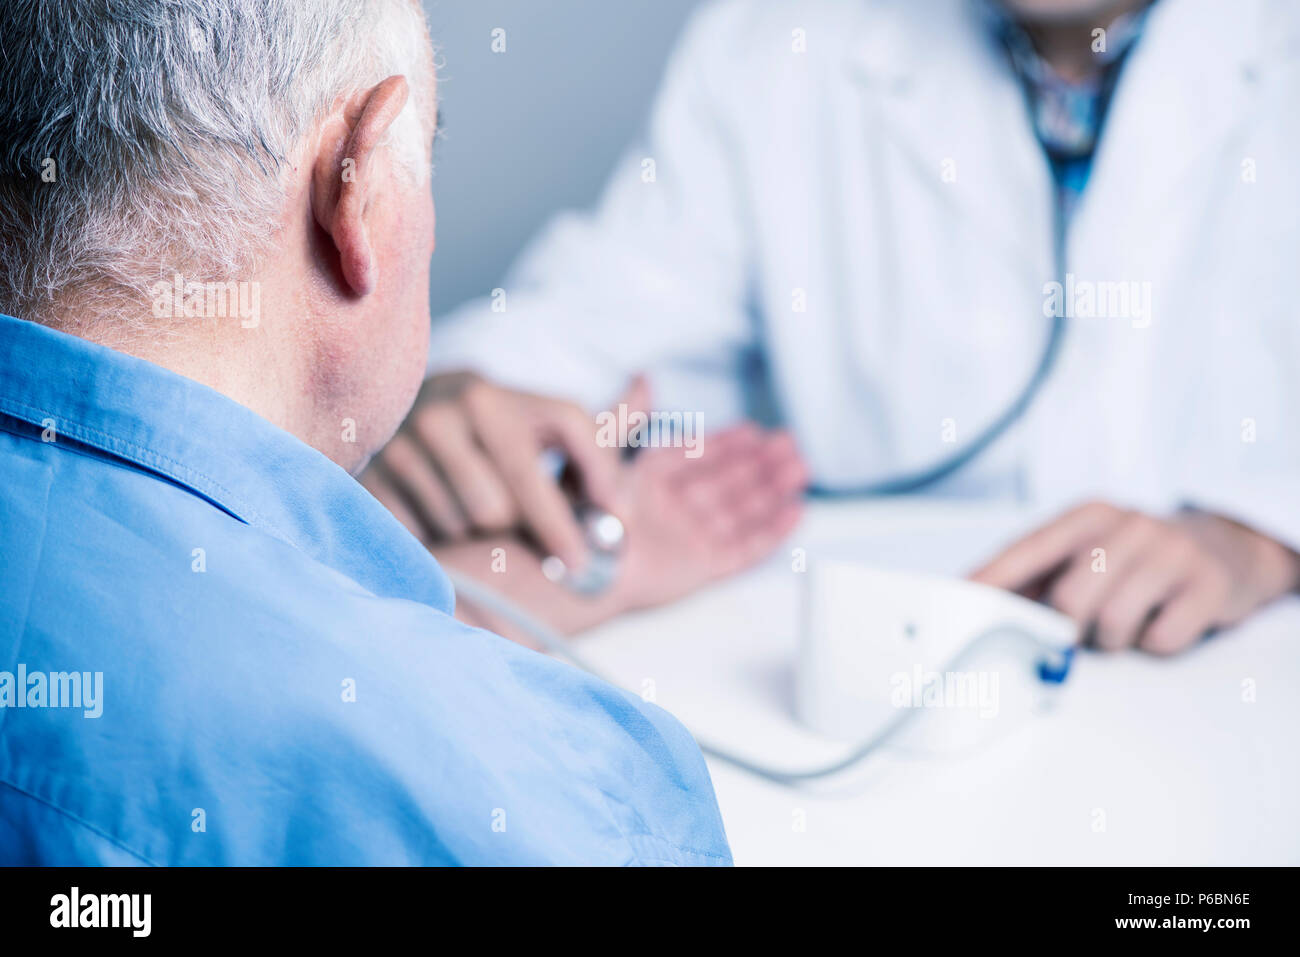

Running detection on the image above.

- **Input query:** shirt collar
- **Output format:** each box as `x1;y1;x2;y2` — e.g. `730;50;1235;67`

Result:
979;0;1153;157
981;1;1151;77
0;312;453;612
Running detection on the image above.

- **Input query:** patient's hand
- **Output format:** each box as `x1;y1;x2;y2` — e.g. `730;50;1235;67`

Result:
613;423;808;613
970;501;1300;655
433;421;807;641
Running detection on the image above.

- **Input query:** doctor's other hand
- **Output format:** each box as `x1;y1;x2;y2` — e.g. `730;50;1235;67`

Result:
612;424;809;613
360;371;619;569
970;501;1300;655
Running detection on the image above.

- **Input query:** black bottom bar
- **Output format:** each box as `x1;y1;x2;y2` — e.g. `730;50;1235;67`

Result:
0;865;1284;943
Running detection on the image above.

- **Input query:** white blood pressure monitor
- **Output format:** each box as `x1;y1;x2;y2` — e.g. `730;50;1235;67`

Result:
798;561;1078;752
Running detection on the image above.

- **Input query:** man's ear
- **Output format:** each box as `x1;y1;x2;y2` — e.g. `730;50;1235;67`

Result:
311;75;411;296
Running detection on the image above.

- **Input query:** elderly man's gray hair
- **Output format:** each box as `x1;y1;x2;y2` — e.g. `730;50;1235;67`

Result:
0;0;433;329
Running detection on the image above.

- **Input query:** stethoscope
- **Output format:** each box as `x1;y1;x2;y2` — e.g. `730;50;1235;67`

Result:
456;75;1080;785
809;306;1067;498
806;0;1145;500
812;40;1077;499
461;222;1075;785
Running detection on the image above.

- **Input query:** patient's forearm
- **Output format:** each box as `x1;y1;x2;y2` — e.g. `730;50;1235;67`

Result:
432;536;628;646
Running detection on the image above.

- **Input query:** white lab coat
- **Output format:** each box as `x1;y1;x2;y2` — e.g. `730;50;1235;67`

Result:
428;0;1300;549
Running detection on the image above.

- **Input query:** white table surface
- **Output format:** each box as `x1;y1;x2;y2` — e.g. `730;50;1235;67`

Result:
575;500;1300;865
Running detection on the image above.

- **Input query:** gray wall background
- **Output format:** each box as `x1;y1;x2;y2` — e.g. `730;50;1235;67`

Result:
422;0;704;318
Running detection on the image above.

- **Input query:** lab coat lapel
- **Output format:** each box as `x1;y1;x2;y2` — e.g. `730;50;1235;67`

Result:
1070;0;1264;259
844;0;1055;277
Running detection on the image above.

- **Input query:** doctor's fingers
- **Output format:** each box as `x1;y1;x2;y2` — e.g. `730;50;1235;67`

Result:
1087;537;1204;651
409;404;520;532
469;412;590;569
359;465;429;545
969;500;1130;593
1139;572;1232;656
1041;514;1167;626
529;398;623;512
372;432;470;541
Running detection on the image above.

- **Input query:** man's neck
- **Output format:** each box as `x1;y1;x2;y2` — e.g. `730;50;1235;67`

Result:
1018;1;1150;82
69;296;319;456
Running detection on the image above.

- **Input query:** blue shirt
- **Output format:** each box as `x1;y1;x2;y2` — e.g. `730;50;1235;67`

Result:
0;313;731;866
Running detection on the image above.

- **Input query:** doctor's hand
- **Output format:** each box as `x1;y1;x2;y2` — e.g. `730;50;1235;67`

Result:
970;501;1300;655
436;421;809;642
612;424;808;613
361;371;619;569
